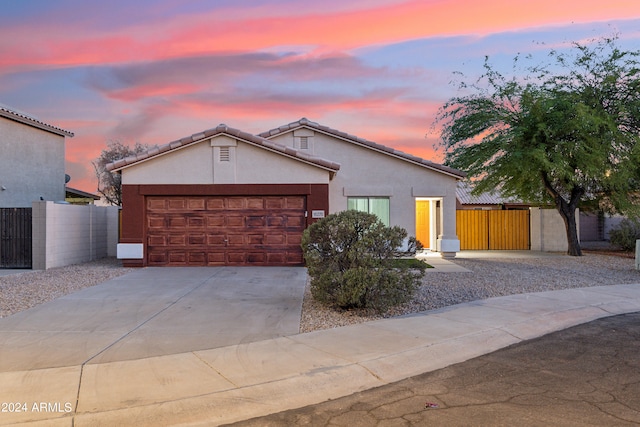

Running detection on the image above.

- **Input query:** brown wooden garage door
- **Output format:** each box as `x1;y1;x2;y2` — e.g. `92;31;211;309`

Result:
146;195;306;266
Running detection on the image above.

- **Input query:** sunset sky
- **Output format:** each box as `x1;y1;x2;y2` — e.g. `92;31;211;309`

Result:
2;1;640;193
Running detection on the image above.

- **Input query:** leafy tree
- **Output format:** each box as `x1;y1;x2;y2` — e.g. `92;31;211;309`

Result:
93;141;155;206
435;36;640;256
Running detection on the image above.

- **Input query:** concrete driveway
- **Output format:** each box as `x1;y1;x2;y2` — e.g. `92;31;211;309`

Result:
0;266;307;372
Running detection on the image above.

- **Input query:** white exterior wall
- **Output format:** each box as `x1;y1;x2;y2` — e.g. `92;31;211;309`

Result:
32;202;119;270
268;131;460;254
0;116;66;207
122;136;329;185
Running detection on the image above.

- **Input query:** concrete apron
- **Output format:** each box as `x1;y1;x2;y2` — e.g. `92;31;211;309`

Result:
0;266;307;372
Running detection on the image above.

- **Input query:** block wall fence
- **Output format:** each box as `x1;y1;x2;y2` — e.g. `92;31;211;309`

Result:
32;201;119;270
530;207;579;252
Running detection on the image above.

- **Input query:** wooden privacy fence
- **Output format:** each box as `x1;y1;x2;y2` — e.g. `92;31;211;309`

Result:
0;208;32;268
457;210;530;250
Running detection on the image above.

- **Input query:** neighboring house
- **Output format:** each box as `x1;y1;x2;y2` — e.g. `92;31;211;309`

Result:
456;182;529;210
109;118;465;267
65;187;101;205
0;105;74;207
0;104;74;268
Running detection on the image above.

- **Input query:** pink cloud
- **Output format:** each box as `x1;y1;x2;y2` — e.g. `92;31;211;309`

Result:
2;0;638;71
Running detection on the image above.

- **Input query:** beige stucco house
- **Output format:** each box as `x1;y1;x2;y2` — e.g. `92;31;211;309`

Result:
110;118;465;267
0;105;74;207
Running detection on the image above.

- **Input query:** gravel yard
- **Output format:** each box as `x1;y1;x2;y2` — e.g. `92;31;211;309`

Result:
299;252;640;332
1;253;639;334
0;258;134;318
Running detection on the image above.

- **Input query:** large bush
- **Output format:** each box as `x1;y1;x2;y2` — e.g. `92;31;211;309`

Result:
301;210;426;312
609;219;640;251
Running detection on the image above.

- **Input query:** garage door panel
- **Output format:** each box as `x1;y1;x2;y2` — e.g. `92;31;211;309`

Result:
168;216;187;228
148;216;165;229
168;252;187;263
148;235;166;246
246;216;266;227
227;216;244;227
227;199;245;209
265;198;285;209
188;234;206;245
188;252;205;264
287;234;302;245
265;234;284;245
227;234;245;245
267;216;285;227
146;195;305;266
248;234;265;244
227;252;246;263
187;216;205;227
187;198;206;210
266;253;285;264
207;234;226;245
168;198;187;210
205;252;224;263
247;198;265;209
247;252;266;263
206;198;225;210
169;235;186;246
285;251;304;263
285;197;305;209
148;251;167;264
147;199;166;210
206;216;225;227
287;216;305;228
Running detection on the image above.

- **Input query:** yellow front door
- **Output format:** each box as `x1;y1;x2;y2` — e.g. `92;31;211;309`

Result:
415;200;430;249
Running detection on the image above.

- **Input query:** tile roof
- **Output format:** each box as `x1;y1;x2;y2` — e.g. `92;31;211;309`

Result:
65;186;101;200
0;105;74;137
456;182;526;205
106;124;341;173
259;118;466;179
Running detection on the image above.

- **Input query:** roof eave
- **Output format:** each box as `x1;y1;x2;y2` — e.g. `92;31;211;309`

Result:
107;126;341;174
264;121;465;179
0;108;74;137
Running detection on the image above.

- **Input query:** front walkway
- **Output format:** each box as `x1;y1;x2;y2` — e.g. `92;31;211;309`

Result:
418;250;564;272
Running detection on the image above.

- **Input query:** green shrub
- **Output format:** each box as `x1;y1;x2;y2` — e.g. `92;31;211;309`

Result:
301;210;425;312
609;219;640;251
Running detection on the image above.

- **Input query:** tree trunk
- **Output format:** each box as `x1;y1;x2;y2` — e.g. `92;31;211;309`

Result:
541;173;583;256
557;204;582;256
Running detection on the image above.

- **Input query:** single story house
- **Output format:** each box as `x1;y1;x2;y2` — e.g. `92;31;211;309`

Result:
109;118;465;267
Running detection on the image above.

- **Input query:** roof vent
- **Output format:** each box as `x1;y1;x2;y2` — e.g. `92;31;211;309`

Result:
219;146;230;162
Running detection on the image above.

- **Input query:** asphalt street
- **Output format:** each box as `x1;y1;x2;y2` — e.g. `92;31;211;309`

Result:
230;312;640;427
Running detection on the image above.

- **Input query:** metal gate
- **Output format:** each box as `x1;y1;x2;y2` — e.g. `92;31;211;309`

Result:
0;208;32;268
457;210;530;250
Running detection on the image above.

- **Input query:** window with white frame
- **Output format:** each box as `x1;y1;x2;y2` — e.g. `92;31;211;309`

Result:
347;197;390;226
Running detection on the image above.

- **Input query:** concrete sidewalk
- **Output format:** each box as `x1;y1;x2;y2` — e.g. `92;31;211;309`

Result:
1;282;639;426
